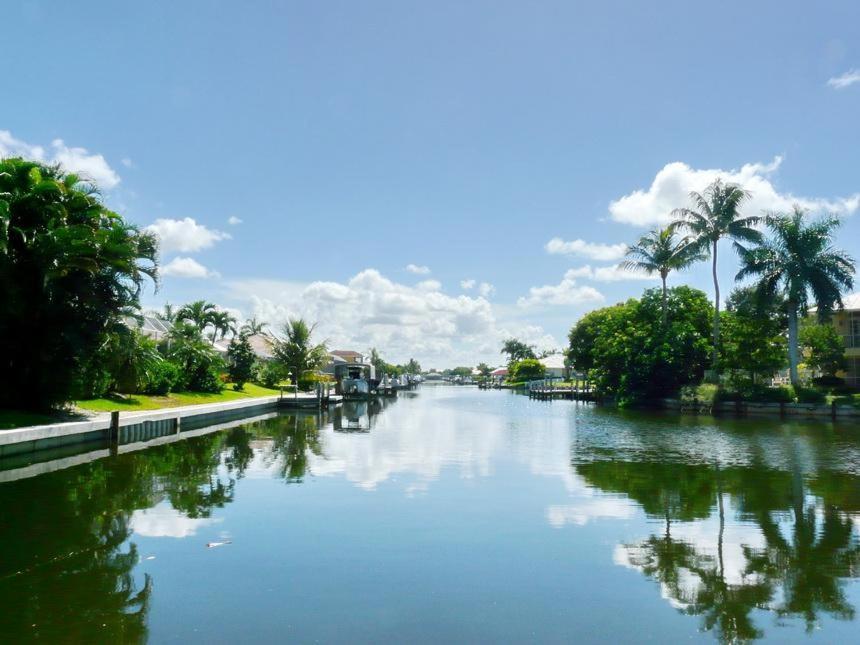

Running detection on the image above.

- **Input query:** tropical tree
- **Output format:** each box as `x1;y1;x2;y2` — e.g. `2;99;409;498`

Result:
476;362;492;377
175;300;217;333
272;318;329;385
736;207;854;386
501;338;536;366
800;320;846;381
226;332;256;390
241;316;267;336
671;179;762;369
158;303;176;323
621;227;704;325
165;323;224;392
0;158;158;410
405;358;422;375
209;310;237;343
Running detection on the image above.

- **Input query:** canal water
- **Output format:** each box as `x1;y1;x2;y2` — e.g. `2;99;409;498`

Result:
1;386;859;643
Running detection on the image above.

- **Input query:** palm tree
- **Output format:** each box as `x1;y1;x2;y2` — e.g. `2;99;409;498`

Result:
736;207;854;386
158;303;176;323
621;228;704;325
671;179;762;369
175;300;217;333
209;310;237;343
241;316;267;336
272;318;329;386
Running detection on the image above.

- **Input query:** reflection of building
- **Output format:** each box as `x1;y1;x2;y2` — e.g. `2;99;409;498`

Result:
831;293;860;387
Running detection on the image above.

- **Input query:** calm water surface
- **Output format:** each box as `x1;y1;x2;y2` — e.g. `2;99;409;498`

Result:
2;386;860;643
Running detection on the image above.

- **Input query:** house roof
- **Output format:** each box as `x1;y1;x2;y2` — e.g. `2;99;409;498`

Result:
842;293;860;311
490;367;508;376
540;354;567;370
215;333;275;359
331;350;363;358
124;315;173;336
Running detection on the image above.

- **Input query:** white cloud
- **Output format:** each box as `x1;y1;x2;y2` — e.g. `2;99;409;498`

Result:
225;268;545;366
405;263;431;275
228;216;243;225
161;256;219;279
121;157;133;168
460;279;476;290
827;69;860;89
517;269;605;309
478;282;496;298
545;237;628;261
609;156;860;227
566;264;657;283
0;130;121;189
146;217;231;253
130;503;222;538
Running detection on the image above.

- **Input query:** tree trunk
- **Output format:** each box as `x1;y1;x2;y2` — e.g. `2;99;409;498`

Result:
711;240;720;371
661;271;668;327
787;302;799;386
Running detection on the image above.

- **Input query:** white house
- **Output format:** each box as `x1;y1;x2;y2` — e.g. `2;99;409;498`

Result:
539;354;567;379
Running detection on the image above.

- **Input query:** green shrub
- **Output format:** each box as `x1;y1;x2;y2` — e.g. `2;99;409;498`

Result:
256;362;285;389
508;358;546;382
142;361;181;396
793;386;826;405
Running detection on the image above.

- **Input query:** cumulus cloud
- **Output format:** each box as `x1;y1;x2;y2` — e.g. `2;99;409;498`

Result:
827;69;860;89
517;270;605;309
460;279;476;290
609;156;860;227
225;268;550;365
160;257;219;279
478;282;495;298
545;237;628;261
146;217;231;253
121;157;134;168
405;263;431;275
0;130;121;189
228;216;243;225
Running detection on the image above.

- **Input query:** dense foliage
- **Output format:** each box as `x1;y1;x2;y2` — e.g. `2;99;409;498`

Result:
508;358;546;382
568;286;713;405
737;208;854;385
800;320;846;379
164;323;225;393
501;338;536;366
720;287;787;386
273;318;328;385
227;332;257;390
0;159;158;410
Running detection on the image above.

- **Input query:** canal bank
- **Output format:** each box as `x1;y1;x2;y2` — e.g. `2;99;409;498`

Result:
0;391;345;458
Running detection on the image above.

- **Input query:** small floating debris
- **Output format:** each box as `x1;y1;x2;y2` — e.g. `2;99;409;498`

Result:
206;540;232;548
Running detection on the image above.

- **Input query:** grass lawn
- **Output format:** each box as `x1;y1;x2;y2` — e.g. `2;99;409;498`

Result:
74;382;282;413
828;393;860;408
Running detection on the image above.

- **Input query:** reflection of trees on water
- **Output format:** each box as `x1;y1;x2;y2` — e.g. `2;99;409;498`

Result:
0;414;328;642
575;429;860;643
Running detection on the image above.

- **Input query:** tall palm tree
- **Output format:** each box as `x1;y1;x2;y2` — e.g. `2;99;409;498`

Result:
175;300;217;333
621;228;704;325
158;303;176;323
209;310;237;343
736;207;854;386
671;179;762;369
241;316;268;336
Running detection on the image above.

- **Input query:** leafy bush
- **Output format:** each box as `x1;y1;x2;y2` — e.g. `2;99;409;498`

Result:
792;386;826;405
142;361;181;396
298;372;333;392
568;286;712;405
166;323;225;393
508;358;546;382
256;362;285;389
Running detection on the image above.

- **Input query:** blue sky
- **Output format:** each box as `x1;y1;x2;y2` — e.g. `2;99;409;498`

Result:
3;1;860;367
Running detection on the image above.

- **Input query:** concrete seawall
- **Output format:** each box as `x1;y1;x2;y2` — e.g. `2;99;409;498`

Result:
0;395;282;458
664;398;860;420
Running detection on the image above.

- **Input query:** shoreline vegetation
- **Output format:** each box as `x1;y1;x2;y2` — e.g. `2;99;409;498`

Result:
1;161;858;431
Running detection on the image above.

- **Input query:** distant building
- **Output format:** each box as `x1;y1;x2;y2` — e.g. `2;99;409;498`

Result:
330;350;366;364
490;367;508;383
124;315;172;342
539;354;568;379
214;333;276;360
831;293;860;388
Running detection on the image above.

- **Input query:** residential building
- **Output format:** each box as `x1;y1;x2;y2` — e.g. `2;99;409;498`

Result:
832;293;860;388
539;354;568;380
330;350;366;364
